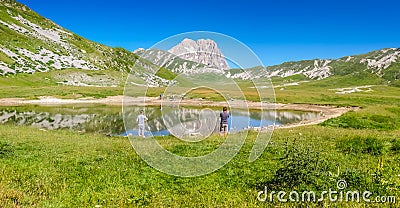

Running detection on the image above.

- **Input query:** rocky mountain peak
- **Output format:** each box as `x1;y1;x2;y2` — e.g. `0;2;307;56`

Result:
133;48;145;54
168;38;229;70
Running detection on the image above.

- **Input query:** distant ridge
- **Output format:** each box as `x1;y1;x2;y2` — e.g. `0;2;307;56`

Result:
229;48;400;84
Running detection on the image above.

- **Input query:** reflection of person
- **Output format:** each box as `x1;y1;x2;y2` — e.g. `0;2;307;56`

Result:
136;110;148;138
219;107;229;137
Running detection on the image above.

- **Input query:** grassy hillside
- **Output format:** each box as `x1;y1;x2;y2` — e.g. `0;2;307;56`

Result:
273;72;400;106
263;48;400;83
0;69;125;98
0;1;176;88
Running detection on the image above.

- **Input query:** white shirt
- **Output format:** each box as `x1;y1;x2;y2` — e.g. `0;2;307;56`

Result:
137;114;148;125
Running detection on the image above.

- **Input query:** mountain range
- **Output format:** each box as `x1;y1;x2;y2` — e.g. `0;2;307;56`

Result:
0;0;399;88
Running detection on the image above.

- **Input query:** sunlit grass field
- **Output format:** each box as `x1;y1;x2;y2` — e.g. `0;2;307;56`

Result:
0;125;399;207
0;70;399;207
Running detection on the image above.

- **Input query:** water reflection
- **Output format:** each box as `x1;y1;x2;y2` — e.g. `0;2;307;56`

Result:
0;105;320;136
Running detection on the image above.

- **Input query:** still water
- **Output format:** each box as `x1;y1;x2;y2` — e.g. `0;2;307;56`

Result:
0;105;320;136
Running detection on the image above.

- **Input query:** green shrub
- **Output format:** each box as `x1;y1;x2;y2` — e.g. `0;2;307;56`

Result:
341;169;367;189
265;140;333;190
391;139;400;152
0;140;14;157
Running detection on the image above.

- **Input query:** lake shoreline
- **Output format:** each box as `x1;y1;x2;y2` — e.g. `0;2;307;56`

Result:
0;95;356;128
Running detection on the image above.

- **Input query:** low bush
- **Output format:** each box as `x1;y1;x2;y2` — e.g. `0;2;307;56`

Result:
0;140;14;158
265;139;333;190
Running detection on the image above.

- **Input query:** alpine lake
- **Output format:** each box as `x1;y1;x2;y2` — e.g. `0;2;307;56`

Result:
0;104;321;137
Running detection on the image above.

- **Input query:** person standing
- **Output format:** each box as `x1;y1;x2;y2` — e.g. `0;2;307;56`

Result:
136;110;148;138
219;107;229;137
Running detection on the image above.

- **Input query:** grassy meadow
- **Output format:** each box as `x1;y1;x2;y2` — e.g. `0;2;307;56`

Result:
0;69;125;99
0;70;399;207
0;125;399;207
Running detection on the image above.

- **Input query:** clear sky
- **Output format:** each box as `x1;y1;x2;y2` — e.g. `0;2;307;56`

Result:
17;0;400;66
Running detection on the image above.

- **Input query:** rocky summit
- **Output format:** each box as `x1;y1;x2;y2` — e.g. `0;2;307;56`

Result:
168;38;230;71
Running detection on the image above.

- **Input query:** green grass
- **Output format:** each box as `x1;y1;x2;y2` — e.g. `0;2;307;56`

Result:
321;105;400;130
0;69;125;99
0;125;398;207
336;136;387;155
271;74;310;85
0;50;14;65
155;67;177;80
274;74;400;107
0;85;123;99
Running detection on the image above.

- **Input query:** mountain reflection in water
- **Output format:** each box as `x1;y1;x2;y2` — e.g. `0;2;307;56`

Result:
0;105;320;136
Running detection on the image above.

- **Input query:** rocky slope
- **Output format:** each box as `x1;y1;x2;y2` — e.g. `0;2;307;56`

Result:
134;48;207;73
268;48;400;80
0;0;174;87
231;48;400;84
168;38;230;71
138;43;399;84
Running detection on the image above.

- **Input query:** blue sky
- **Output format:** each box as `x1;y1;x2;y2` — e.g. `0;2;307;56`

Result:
17;0;400;66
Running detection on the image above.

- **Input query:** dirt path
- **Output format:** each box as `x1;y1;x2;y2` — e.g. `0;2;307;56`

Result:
0;96;356;128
